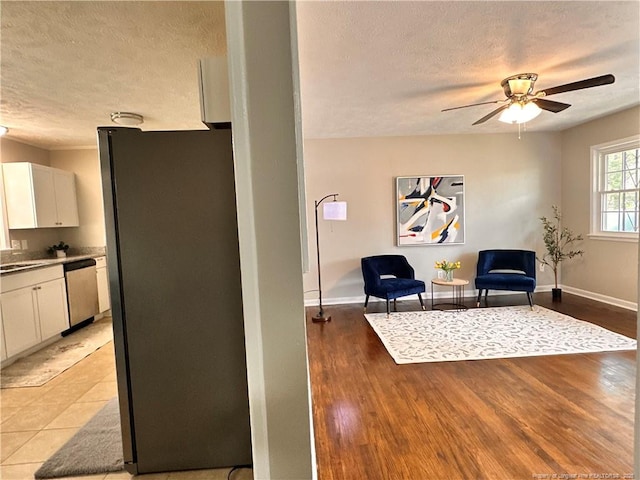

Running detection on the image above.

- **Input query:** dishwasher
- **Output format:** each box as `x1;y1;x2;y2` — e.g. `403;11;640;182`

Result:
64;258;100;330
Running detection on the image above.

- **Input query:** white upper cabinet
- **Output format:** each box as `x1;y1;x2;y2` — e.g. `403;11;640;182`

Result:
30;165;58;226
2;162;79;229
52;169;80;226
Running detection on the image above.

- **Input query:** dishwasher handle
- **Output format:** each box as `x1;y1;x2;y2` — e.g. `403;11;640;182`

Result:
63;258;97;272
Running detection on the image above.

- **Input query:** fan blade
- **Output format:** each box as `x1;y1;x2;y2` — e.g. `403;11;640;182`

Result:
533;98;571;113
441;100;504;112
537;74;615;97
472;105;509;125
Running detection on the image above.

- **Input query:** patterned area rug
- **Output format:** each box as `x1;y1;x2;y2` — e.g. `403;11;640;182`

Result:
1;317;113;388
364;306;637;364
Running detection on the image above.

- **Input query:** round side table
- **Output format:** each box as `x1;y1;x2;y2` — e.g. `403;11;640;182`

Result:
431;278;469;311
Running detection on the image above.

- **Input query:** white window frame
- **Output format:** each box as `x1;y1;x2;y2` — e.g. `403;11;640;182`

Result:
590;134;640;242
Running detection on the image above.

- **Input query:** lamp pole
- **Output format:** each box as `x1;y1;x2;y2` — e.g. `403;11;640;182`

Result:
312;193;339;323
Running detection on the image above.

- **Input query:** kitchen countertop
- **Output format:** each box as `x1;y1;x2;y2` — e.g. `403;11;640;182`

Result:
0;254;106;276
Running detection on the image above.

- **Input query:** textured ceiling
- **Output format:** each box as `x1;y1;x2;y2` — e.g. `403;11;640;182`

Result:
296;0;640;138
1;1;226;149
1;1;639;150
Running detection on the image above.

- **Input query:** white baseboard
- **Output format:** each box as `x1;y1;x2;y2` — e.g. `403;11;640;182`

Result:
559;285;637;311
305;283;637;312
304;285;553;307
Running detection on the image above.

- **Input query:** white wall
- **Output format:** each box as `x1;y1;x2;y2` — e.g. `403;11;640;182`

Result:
561;106;640;304
226;2;314;479
1;138;49;166
303;132;563;302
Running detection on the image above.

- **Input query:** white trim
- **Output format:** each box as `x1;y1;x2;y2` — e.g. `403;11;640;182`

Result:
560;285;637;311
592;134;640;153
587;232;638;243
305;284;556;307
49;145;97;151
306;283;637;312
226;3;271;477
590;134;640;236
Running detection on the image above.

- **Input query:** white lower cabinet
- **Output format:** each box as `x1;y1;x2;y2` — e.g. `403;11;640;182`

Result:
0;312;7;362
0;265;70;361
96;257;110;313
1;286;40;358
36;278;70;340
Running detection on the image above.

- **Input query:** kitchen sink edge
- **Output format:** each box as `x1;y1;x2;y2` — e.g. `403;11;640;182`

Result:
0;254;103;275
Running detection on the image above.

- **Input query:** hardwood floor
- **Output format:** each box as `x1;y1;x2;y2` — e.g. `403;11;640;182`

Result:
306;293;636;480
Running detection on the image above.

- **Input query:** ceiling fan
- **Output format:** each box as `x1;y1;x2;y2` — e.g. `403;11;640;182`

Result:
442;73;615;125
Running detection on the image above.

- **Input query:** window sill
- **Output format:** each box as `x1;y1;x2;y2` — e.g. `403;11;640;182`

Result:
588;233;638;243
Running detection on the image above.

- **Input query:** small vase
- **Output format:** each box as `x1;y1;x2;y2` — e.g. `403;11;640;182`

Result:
552;288;562;301
445;270;454;282
56;250;66;258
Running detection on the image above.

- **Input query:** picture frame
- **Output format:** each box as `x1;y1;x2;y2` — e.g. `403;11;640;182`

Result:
396;175;465;246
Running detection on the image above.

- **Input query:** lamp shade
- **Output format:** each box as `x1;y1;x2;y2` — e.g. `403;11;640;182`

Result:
498;102;542;124
323;201;347;221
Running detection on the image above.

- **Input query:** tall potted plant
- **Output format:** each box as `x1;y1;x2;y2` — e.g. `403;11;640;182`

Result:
537;206;584;301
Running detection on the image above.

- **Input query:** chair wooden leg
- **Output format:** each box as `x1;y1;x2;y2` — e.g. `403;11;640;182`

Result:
527;292;534;309
386;299;391;317
363;294;370;313
476;290;482;307
393;298;397;312
417;293;425;310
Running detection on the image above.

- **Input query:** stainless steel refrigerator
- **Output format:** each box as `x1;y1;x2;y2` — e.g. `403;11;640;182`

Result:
98;127;252;474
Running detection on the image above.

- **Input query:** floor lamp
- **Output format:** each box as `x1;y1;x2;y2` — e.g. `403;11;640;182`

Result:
312;193;348;323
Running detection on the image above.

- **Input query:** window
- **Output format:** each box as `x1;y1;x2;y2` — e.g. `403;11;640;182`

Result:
591;135;640;241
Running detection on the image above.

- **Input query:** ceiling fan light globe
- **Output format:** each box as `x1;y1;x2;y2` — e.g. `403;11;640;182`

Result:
508;79;533;96
498;102;542;124
501;73;538;97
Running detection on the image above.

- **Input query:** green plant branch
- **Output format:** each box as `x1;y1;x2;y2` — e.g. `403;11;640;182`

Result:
537;205;584;289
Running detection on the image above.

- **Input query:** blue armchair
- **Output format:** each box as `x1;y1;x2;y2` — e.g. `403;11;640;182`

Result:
475;249;536;307
361;255;426;315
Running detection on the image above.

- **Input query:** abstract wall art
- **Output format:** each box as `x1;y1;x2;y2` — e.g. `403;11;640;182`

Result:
396;176;465;246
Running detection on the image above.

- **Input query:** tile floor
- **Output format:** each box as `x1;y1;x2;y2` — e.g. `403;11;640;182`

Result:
0;317;253;480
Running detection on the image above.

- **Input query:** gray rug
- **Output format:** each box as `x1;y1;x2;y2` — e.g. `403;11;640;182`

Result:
1;317;113;388
35;397;124;479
